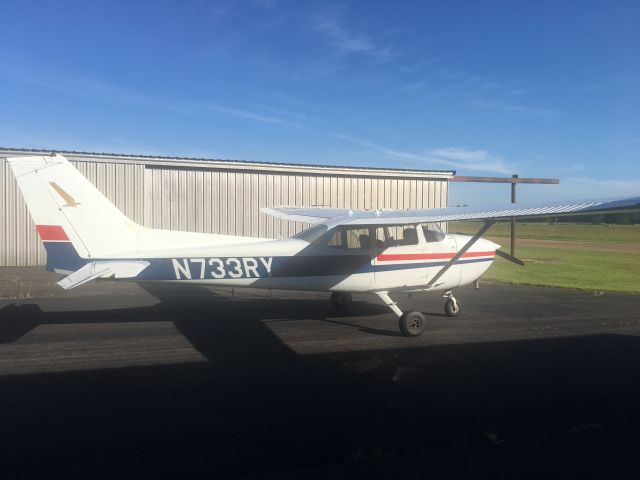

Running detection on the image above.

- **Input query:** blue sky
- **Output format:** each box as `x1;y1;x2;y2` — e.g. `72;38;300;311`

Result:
1;0;639;205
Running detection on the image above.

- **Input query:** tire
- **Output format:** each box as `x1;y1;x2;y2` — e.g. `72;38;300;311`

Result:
331;292;352;310
399;311;426;337
444;299;460;317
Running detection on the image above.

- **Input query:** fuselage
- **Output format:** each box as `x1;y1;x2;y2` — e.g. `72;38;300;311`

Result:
67;226;500;294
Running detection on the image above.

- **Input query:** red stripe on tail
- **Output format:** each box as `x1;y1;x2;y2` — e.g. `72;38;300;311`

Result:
36;225;69;241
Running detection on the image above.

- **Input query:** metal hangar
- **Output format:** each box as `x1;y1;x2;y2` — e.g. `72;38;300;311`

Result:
0;148;453;266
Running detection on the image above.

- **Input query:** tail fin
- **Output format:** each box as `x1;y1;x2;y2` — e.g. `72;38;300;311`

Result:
7;153;141;272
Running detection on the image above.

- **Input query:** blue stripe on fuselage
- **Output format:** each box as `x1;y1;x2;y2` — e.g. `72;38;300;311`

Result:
373;257;493;272
137;255;374;280
39;246;493;280
136;255;494;280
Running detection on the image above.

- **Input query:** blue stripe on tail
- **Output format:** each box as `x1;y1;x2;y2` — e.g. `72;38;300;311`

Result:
42;242;87;272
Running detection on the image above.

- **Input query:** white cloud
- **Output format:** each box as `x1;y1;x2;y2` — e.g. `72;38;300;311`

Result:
513;177;640;205
251;0;279;8
2;67;306;129
580;77;632;92
449;176;640;208
336;134;514;174
204;0;279;22
310;13;394;61
472;99;561;118
394;81;428;94
206;1;240;21
426;147;513;174
566;176;640;193
562;163;586;173
200;103;303;127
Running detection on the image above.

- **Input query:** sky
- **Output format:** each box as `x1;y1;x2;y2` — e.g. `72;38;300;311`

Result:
1;0;639;206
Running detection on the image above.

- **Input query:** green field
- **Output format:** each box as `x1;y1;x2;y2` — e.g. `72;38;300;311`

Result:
483;246;640;293
448;222;640;293
449;221;640;243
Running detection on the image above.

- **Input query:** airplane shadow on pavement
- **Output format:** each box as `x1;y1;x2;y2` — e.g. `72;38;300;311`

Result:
1;284;640;478
0;283;391;345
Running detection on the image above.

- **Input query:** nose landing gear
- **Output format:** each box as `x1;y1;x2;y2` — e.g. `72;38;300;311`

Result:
443;291;460;317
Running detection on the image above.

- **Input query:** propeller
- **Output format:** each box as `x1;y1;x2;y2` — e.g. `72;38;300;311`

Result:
495;249;525;266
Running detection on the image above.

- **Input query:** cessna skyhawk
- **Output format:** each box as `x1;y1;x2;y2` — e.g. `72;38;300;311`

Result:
8;153;640;336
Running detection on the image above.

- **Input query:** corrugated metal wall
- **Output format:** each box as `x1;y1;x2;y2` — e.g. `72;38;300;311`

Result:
144;167;447;239
1;152;449;266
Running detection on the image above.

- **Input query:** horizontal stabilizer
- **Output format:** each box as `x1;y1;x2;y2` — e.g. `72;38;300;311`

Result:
57;263;111;290
57;261;150;290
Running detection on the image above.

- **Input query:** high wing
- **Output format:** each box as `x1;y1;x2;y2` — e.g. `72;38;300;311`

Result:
262;196;640;226
261;207;352;224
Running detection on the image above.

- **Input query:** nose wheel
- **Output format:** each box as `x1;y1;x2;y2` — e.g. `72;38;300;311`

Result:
443;291;460;317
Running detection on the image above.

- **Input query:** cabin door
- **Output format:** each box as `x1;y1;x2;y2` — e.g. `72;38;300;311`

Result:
372;226;428;290
373;224;461;290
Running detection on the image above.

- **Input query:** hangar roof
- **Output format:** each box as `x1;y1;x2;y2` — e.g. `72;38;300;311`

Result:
0;147;454;180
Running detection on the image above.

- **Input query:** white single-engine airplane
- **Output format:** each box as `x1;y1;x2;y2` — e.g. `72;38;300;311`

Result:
8;153;640;336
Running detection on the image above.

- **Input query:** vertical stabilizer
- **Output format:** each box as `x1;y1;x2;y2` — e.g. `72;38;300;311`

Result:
7;154;141;271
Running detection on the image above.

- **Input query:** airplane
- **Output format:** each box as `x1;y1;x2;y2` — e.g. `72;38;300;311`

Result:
7;153;640;337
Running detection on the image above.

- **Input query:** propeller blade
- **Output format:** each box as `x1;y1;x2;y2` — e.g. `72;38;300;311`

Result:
495;249;525;266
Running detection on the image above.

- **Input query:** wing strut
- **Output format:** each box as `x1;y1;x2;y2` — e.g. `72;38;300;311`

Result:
426;220;496;288
495;249;525;266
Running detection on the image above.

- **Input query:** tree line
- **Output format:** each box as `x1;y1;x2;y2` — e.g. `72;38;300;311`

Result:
535;212;640;225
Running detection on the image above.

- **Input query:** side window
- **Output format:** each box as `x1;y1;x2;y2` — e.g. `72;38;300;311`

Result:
327;230;344;248
386;226;402;244
422;223;446;243
375;226;420;247
397;227;419;246
326;228;371;249
374;227;387;250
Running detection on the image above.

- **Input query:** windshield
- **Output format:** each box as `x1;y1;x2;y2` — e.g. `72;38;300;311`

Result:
292;224;328;243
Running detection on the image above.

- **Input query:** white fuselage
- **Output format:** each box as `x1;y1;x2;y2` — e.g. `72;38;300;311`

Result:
113;228;499;294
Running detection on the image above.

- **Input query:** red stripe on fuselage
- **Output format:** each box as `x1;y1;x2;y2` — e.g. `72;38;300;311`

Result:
36;225;69;241
376;251;495;262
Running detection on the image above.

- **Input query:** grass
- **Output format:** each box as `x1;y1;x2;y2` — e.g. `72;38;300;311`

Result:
449;222;640;293
483;246;640;293
449;221;640;243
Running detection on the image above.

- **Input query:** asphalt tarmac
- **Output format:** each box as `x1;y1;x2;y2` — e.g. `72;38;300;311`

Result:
2;268;640;478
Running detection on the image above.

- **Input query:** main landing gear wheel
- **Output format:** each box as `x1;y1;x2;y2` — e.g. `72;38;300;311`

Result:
331;292;352;310
375;292;426;337
399;311;426;337
444;298;460;317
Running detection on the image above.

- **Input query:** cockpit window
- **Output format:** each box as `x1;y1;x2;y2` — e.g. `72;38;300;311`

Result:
292;224;328;243
422;223;446;242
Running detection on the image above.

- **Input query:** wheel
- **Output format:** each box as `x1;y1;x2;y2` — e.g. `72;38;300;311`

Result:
331;292;352;310
399;311;426;337
444;298;460;317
